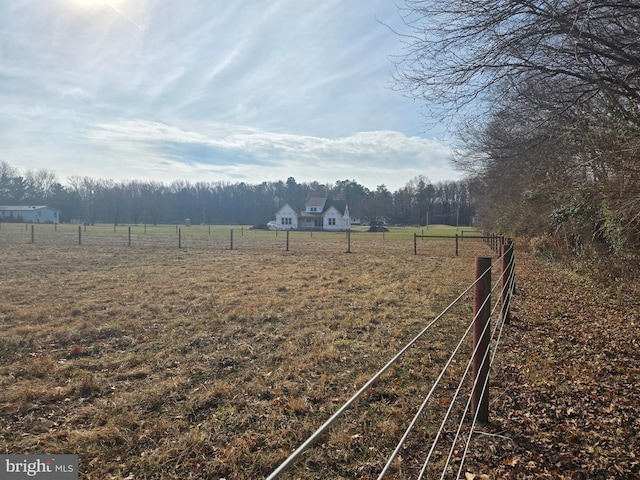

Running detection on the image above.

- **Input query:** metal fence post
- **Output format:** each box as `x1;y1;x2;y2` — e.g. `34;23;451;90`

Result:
473;256;491;423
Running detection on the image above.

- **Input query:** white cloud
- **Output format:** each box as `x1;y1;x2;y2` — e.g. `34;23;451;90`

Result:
79;119;455;189
0;0;460;191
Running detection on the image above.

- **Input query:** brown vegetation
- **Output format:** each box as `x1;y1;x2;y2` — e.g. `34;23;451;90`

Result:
3;233;637;479
464;243;640;479
1;233;492;479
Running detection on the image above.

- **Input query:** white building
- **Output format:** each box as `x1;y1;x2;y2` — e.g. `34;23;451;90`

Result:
275;196;350;231
0;206;60;223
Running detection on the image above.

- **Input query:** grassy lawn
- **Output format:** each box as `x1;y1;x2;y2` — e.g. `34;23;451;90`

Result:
0;225;493;479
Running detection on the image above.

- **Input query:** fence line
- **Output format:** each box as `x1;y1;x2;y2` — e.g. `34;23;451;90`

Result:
2;223;490;256
266;239;516;479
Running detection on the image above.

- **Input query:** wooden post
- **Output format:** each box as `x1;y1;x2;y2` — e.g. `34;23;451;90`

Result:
78;226;82;245
208;225;211;235
128;226;132;247
346;230;351;253
286;230;290;252
455;234;459;256
55;223;57;232
144;224;147;234
31;225;34;244
414;233;417;255
178;228;182;249
473;256;491;423
230;229;233;250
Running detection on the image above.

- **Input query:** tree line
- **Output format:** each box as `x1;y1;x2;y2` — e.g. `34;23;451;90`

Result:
397;0;640;270
0;161;472;227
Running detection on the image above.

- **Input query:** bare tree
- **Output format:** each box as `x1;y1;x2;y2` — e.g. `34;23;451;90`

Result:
396;0;640;127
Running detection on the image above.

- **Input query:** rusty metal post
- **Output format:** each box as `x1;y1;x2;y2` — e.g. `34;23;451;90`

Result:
473;256;491;423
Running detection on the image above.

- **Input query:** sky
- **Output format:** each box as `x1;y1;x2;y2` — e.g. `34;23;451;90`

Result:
0;0;461;192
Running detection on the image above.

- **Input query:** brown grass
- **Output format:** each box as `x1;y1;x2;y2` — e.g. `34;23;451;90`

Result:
0;231;494;479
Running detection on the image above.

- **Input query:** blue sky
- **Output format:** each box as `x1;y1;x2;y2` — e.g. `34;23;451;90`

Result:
0;0;460;191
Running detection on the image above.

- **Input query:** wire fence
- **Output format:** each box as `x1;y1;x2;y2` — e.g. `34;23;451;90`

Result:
266;237;515;479
0;222;488;257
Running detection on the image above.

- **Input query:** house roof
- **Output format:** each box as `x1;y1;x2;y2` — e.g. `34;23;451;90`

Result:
276;199;348;217
305;197;327;209
325;199;348;216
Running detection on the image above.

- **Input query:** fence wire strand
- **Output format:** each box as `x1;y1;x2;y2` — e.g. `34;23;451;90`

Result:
376;261;494;479
453;255;516;479
437;255;514;479
422;254;511;479
267;241;514;480
266;262;493;480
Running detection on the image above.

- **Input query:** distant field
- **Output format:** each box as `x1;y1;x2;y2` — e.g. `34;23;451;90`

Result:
0;227;495;479
0;222;475;252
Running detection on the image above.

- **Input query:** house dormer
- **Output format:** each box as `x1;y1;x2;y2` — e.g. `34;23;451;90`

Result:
304;196;327;214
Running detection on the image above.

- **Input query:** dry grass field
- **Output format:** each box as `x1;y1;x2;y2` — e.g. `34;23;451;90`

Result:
0;225;497;479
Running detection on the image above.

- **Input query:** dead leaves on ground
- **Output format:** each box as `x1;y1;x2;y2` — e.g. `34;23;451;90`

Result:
464;252;640;479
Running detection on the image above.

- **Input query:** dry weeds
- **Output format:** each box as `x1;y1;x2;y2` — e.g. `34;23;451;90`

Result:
0;228;494;479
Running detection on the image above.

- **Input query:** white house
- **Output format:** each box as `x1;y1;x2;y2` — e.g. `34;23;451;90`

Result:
275;196;350;231
0;206;60;223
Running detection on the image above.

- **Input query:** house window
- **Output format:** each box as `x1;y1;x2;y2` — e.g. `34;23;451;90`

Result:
281;217;292;225
328;218;336;226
